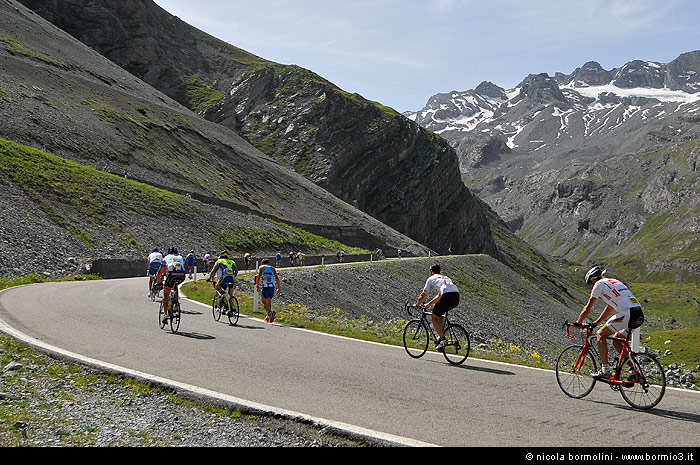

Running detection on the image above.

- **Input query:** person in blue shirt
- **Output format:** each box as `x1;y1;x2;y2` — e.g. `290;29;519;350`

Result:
186;250;196;279
256;258;281;323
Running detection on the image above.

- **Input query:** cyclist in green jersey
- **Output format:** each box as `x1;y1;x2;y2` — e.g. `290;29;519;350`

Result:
208;251;238;309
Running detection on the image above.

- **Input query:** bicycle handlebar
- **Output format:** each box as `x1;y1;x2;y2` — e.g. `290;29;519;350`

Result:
405;301;427;317
564;320;596;338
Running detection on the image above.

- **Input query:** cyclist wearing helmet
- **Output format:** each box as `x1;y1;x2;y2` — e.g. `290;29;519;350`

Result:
415;263;460;351
576;266;644;379
208;251;238;312
157;247;186;319
147;247;163;296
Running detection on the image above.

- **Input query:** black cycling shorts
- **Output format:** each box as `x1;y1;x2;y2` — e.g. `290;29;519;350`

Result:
433;292;459;317
164;270;185;289
629;306;644;330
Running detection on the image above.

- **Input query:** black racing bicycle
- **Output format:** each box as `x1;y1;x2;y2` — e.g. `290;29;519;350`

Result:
208;279;239;326
159;290;181;333
149;278;163;302
403;301;470;365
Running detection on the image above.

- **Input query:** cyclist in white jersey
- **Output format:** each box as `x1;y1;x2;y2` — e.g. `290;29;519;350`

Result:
415;264;460;351
147;248;163;295
576;266;644;379
157;247;186;319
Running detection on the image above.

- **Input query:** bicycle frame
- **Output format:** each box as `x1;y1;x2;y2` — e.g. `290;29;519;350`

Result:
407;304;448;343
564;323;640;387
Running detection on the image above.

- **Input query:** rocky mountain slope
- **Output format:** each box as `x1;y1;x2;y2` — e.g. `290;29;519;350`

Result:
2;0;585;310
17;0;499;258
0;0;429;277
406;53;700;283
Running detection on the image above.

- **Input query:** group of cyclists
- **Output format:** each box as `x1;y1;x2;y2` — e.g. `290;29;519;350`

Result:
149;244;644;380
147;247;282;325
413;264;644;372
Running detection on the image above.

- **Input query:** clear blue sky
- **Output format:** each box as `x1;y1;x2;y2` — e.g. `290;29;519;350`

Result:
153;0;700;112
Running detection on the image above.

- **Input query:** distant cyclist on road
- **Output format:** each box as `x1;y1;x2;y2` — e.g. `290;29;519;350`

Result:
576;266;645;380
208;251;238;313
415;263;460;351
157;247;186;320
256;258;281;323
146;247;163;296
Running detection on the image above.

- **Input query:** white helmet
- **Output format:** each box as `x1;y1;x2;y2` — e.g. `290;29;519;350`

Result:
585;266;604;284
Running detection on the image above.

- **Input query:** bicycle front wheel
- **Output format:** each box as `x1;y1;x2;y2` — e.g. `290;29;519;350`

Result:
158;301;167;329
227;296;240;326
442;323;470;365
619;352;666;410
212;296;222;321
556;345;597;399
403;319;429;358
170;301;181;333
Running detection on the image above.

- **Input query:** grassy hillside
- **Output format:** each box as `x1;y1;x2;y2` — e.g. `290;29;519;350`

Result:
0;138;368;272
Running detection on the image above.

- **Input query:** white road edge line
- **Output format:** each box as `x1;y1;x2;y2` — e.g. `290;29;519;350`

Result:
0;285;438;448
181;291;700;395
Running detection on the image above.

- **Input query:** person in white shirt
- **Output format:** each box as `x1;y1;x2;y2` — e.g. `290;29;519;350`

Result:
157;247;186;319
576;266;645;379
203;252;211;272
415;264;460;351
147;248;163;295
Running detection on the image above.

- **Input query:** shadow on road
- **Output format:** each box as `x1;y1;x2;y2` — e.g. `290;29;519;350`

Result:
583;398;700;424
420;357;516;375
612;403;700;424
457;362;516;376
171;331;215;340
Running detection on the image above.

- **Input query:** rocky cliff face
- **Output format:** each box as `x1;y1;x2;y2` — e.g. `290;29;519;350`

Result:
18;0;499;258
0;0;431;278
202;64;498;257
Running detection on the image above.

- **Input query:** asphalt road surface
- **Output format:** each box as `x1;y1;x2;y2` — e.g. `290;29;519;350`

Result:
1;277;699;447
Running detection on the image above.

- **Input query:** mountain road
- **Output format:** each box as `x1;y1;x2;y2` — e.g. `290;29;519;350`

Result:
1;277;698;447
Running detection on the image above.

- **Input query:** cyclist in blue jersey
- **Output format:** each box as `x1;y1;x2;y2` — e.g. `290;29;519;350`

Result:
208;251;238;313
256;258;281;323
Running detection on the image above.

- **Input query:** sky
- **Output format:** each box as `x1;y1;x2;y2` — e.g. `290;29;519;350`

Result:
152;0;700;113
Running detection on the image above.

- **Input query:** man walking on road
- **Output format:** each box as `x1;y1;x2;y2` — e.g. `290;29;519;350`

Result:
257;258;281;323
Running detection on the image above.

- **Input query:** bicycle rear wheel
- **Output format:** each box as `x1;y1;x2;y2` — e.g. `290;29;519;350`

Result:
442;323;470;365
619;352;665;410
227;295;240;326
170;301;181;333
556;345;597;398
403;319;429;358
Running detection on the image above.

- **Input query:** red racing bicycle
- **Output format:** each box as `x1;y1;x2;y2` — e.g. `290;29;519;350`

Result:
555;321;666;410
